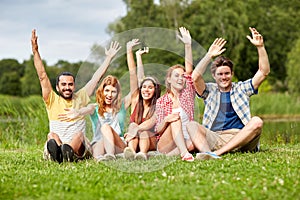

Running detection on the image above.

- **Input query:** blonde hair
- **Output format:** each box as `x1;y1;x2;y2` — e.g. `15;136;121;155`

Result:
96;75;121;117
165;64;185;93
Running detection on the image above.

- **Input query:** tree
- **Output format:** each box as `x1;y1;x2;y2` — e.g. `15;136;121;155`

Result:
286;38;300;94
20;56;43;96
185;0;249;79
0;59;25;95
105;0;300;92
247;0;300;89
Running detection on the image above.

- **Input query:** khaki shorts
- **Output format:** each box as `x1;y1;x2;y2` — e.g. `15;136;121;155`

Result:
205;128;260;152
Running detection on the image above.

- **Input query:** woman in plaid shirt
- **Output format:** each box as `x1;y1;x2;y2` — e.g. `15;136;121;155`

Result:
155;27;215;162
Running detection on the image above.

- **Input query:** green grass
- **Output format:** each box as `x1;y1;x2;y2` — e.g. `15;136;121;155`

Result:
0;144;299;200
250;93;300;116
0;94;300;199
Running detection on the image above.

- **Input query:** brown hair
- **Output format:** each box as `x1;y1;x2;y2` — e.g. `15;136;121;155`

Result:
211;56;234;75
134;77;161;124
96;75;121;117
165;64;185;93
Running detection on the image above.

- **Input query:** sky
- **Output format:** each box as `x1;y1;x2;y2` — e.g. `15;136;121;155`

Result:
0;0;127;65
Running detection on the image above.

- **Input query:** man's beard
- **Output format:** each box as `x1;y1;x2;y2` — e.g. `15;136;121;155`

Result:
59;89;73;100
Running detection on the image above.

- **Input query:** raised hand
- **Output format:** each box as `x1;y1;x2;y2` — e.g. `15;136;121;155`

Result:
31;29;38;54
105;41;122;58
207;38;227;58
126;39;140;51
177;27;192;45
136;47;149;56
246;27;264;47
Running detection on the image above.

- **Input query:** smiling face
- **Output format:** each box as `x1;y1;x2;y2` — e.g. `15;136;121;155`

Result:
103;85;118;106
168;67;186;92
56;75;75;100
213;65;233;92
141;80;155;101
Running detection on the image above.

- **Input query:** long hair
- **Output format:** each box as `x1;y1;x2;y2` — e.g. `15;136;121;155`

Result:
165;64;185;93
134;77;161;125
96;75;121;117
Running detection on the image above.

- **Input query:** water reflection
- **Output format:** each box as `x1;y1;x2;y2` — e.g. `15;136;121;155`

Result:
262;120;300;145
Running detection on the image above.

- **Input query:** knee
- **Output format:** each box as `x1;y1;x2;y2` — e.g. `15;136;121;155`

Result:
186;121;205;136
251;116;263;130
139;131;149;139
101;124;111;135
186;121;198;131
157;142;164;153
73;131;84;140
170;119;182;128
47;132;57;140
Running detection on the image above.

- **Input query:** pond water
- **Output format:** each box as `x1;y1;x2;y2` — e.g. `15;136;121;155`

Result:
261;120;300;145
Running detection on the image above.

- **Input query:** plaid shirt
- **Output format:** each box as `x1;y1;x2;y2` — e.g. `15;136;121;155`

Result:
155;74;195;132
199;79;257;129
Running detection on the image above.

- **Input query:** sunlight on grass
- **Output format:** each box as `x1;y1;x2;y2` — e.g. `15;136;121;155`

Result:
0;94;300;199
99;155;177;173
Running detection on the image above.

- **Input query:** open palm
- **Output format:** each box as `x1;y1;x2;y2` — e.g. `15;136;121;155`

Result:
208;38;227;57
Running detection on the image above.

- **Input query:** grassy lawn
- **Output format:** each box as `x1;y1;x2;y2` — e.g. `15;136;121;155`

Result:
0;144;299;200
1;94;300;199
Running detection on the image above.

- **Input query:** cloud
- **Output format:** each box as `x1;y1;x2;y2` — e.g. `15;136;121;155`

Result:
0;0;126;65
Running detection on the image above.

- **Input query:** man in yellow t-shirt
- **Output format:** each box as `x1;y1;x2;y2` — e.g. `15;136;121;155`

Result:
31;29;121;163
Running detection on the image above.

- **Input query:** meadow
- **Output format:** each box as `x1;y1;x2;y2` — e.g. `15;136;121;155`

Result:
0;93;299;199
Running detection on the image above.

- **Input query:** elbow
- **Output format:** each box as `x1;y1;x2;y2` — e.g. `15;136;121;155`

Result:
192;73;201;85
260;67;270;77
265;67;270;76
191;73;197;83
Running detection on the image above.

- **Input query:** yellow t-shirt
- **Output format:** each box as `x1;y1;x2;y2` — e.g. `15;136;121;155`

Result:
44;88;90;143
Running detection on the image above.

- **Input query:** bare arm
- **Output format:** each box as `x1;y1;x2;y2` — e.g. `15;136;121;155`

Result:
125;114;157;142
58;103;96;121
156;113;180;135
192;38;227;95
136;47;149;86
125;39;141;111
123;93;132;110
84;41;121;96
137;114;156;131
247;27;270;90
177;27;193;74
31;29;52;101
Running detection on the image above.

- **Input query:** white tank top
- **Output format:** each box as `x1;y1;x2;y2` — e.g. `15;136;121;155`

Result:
172;107;190;139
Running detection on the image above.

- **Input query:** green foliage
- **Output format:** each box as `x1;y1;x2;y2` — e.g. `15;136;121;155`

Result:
258;79;272;93
257;0;300;82
250;93;300;116
286;38;300;94
106;0;300;92
0;95;48;148
1;0;300;95
0;59;25;95
20;56;42;96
